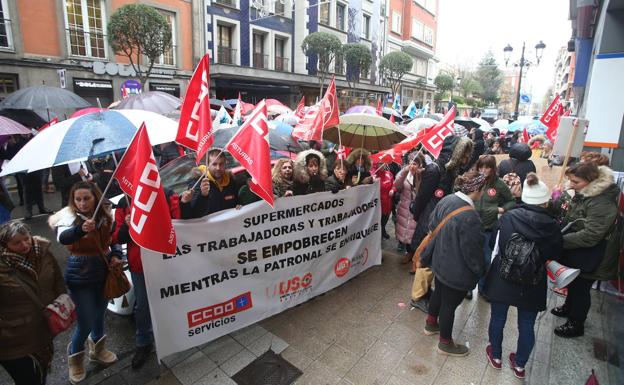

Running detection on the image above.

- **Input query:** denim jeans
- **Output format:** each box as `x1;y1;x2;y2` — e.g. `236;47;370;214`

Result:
488;301;538;367
131;271;154;347
478;231;493;293
69;282;108;354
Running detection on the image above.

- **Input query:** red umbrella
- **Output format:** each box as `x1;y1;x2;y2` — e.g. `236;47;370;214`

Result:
70;107;107;119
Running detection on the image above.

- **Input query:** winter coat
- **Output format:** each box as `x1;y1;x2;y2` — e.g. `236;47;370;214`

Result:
556;166;620;281
180;171;239;218
0;236;66;363
293;149;328;195
484;205;563;312
238;183;262;206
475;178;516;230
325;175;348;193
420;194;485;292
466;129;485;171
410;136;473;249
498;143;536;185
376;168;394;215
393;167;420;244
347;148;373;186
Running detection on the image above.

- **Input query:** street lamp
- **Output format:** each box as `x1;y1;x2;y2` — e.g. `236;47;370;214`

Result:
504;41;546;120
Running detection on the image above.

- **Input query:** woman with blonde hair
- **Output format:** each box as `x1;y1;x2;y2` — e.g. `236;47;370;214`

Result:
272;158;295;198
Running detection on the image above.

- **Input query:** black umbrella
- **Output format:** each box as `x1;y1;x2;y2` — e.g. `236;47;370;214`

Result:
0;108;46;129
454;116;480;130
0;85;90;111
212;124;302;153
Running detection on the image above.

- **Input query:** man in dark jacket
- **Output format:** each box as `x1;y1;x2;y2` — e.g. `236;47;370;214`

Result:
498;143;536;185
409;136;473;312
180;150;239;219
465;128;485;171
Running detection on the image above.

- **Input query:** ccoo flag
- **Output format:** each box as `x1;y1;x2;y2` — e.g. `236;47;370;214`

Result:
113;123;177;254
421;106;456;159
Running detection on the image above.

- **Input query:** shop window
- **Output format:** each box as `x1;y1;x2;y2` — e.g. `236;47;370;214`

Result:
0;73;17;100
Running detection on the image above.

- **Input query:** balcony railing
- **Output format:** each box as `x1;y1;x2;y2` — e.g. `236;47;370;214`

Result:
218;46;236;64
214;0;235;7
275;57;289;72
66;28;107;58
253;53;268;69
0;18;13;49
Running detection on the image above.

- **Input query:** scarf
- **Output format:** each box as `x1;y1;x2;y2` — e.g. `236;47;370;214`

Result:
206;170;231;192
0;237;43;279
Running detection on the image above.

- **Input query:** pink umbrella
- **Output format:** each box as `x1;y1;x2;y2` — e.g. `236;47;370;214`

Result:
0;116;32;135
70;107;107;119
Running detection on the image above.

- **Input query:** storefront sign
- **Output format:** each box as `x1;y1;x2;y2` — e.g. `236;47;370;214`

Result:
121;79;142;99
73;79;113;90
149;82;181;97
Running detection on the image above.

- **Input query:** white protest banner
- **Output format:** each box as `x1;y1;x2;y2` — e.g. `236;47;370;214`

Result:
142;184;382;359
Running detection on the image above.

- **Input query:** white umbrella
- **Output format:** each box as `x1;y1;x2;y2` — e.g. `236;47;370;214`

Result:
405;118;438;133
472;117;493;131
493;119;510;130
1;110;178;176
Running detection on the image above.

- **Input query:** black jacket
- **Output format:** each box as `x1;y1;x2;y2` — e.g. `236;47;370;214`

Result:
181;173;239;219
324;175;348;193
498;143;536;185
420;194;485;292
484;204;563;312
466;130;485;171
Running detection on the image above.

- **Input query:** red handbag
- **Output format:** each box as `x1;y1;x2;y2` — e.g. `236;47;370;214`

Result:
44;294;77;336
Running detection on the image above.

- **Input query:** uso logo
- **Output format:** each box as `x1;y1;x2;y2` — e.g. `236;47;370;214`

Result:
187;292;252;328
334;258;351;277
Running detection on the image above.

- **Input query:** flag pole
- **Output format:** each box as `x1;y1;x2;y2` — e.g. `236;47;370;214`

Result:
557;119;579;187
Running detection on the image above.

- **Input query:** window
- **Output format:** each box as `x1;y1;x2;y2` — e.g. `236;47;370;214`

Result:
424;26;434;45
362;14;371;39
391;11;401;34
252;32;267;69
415;58;427;77
336;3;346;31
275;37;288;71
334;53;344;75
65;0;106;58
275;0;285;15
0;0;12;49
360;66;369;80
0;73;17;100
217;24;235;64
214;0;236;7
319;2;330;25
411;19;423;41
155;11;176;66
415;0;436;15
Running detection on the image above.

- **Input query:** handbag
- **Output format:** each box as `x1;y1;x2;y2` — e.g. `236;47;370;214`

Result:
7;268;76;337
412;205;473;270
94;236;131;300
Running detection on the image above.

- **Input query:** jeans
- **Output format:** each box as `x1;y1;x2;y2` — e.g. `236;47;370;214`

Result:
0;355;46;385
131;272;154;347
564;276;595;323
428;276;466;341
488;301;538;368
68;282;108;354
478;231;493;293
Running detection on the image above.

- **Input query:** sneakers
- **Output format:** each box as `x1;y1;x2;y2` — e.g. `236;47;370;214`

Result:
554;319;584;338
409;298;429;313
485;344;502;369
508;353;525;379
424;322;440;336
550;304;569;318
437;341;469;357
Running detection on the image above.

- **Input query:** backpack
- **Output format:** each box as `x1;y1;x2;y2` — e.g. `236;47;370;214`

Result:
502;160;522;198
499;232;544;286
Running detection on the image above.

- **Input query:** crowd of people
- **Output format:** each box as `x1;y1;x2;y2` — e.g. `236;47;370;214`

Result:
0;126;621;384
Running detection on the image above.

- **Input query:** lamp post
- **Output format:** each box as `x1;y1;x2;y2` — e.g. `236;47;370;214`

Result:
504;40;545;120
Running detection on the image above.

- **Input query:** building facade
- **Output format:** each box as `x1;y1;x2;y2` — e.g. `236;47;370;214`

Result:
0;0;195;111
552;46;576;107
385;0;438;110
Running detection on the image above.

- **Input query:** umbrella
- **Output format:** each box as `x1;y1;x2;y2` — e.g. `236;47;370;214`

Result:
114;91;181;114
0;108;47;129
404;118;437;132
383;107;402;118
163;109;219;122
209;99;233;110
70;107;107;119
210;123;303;153
472;117;493;131
345;105;376;114
273;112;300;126
0;110;177;176
454;116;480;129
493;119;510;130
0;85;90;111
453;123;469;137
0;116;33;136
507;119;547;133
323;113;408;151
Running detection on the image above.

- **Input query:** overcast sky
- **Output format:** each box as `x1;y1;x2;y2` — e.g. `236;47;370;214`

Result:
436;0;571;106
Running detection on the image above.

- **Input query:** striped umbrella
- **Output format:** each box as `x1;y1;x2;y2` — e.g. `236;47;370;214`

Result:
0;116;33;136
323;113;408;151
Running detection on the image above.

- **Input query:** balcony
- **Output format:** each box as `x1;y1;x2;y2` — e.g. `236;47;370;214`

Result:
275;56;289;72
218;46;236;64
214;0;235;7
253;53;269;69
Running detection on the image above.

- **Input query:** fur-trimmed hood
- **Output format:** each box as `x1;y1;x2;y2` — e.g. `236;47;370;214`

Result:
48;205;112;229
294;149;328;184
346;148;372;170
575;166;618;198
439;136;473;171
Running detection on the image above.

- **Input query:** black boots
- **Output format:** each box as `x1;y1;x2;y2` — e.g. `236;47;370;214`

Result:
551;304;569;318
131;344;153;369
554;319;584;338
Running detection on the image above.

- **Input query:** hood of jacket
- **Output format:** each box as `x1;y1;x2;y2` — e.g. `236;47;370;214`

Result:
509;143;532;161
294;149;328;184
438;136;473;172
346;148;372;170
48;207;76;229
506;205;561;243
576;166;618;198
473;129;484;141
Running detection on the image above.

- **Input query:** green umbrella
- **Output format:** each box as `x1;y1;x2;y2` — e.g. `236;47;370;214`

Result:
323;113;408;151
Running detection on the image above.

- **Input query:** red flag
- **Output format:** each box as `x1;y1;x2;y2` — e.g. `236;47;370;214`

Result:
421;107;456;159
114;123;177;254
394;129;428;153
294;96;305;119
541;95;563;142
320;76;340;128
371;148;402;165
376;99;383;116
292;105;324;141
522;128;530;143
225;100;274;207
39;117;58;131
336;145;347;160
176;54;213;163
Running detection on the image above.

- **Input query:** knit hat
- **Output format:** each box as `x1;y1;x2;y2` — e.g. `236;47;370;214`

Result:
521;175;550;205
